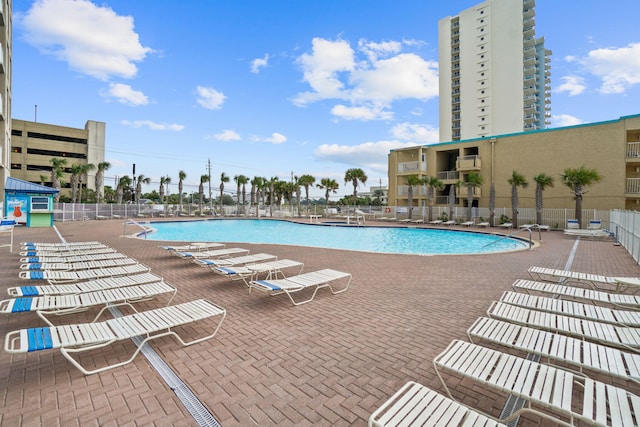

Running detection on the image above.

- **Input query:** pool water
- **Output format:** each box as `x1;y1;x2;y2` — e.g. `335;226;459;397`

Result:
144;219;528;255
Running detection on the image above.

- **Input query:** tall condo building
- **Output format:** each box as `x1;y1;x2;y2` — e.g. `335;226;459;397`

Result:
438;0;551;141
0;0;11;196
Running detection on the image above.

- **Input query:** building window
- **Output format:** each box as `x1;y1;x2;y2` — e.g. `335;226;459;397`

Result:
11;146;22;153
11;130;23;136
11;163;21;170
27;132;87;145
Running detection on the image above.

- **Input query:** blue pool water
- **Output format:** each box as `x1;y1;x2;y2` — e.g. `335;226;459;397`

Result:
144;219;528;255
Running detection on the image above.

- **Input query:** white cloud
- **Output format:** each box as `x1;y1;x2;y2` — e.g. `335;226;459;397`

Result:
293;37;438;121
331;104;393;121
556;76;586;96
104;83;149;105
264;132;287;144
391;123;439;143
17;0;152;80
293;38;355;105
213;129;241;141
581;42;640;94
120;120;184;131
196;86;226;109
251;54;269;73
314;140;419;172
550;114;584;128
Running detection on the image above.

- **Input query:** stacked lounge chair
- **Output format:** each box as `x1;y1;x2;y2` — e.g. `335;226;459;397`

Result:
370;264;640;426
3;240;226;375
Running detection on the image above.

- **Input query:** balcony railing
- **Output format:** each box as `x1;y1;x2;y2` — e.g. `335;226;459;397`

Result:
628;142;640;159
397;161;425;173
436;170;459;181
627;178;640;194
456;155;481;171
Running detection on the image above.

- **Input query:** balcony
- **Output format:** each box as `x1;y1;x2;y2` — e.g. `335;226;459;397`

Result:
0;44;4;74
456;155;481;171
436;170;459;181
458;185;482;199
397;161;425;174
627;178;640;195
627;142;640;160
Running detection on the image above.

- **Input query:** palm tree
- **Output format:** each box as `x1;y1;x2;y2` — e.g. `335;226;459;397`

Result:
561;166;602;227
463;172;483;222
293;175;302;217
344;168;367;205
297;174;316;215
219;172;230;215
267;177;279;216
533;173;554;226
94;161;111;204
69;164;83;203
234;174;249;215
50;158;67;202
199;174;209;213
116;176;132;204
39;175;48;185
159;176;171;204
448;183;457;221
507;171;528;228
317;178;339;208
77;163;95;204
425;176;444;222
177;170;187;213
489;182;496;227
250;176;262;216
405;174;422;220
136;175;151;203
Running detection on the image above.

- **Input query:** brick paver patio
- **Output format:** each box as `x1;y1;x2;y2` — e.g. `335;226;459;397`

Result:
1;218;639;426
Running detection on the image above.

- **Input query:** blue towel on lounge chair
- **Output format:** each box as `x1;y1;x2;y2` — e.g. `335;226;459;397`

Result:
216;266;236;275
16;286;39;296
255;280;281;291
11;298;33;313
27;327;54;351
26;271;44;280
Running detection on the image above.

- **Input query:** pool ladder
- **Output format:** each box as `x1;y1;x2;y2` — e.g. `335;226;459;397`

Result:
123;219;153;239
483;224;544;250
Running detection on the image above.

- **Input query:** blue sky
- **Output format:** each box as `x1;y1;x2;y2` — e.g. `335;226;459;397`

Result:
10;0;640;199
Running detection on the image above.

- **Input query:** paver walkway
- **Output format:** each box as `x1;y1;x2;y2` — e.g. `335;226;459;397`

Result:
1;219;638;426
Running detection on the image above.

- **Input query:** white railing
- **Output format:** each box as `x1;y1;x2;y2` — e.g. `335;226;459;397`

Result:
627;178;640;194
436;170;459;180
627;142;640;158
611;210;640;265
398;161;420;173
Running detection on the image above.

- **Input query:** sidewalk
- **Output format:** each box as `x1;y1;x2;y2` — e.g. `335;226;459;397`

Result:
1;219;638;426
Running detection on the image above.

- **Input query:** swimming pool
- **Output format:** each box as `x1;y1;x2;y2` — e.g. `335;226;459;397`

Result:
144;219;528;255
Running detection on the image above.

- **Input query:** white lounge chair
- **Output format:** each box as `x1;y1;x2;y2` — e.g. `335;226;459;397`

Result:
588;219;602;230
487;300;640;352
409;219;424;224
434;340;640;426
4;299;226;375
476;222;490;228
19;252;127;264
442;220;456;226
8;272;165;297
499;290;640;327
18;263;151;284
0;218;16;252
249;269;352;305
563;228;611;239
1;282;177;326
498;222;512;229
468;316;640;385
21;240;103;249
20;246;116;257
512;278;640;308
20;257;139;271
428;220;442;225
527;266;640;293
460;221;474;227
213;259;305;285
368;381;507;427
159;242;225;253
173;247;249;260
566;219;580;229
193;253;277;268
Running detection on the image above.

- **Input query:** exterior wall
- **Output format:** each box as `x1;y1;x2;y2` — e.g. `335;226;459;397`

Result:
438;0;549;142
388;115;640;211
10;119;106;196
0;0;11;198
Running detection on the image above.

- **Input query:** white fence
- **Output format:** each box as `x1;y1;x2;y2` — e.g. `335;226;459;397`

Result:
610;210;640;265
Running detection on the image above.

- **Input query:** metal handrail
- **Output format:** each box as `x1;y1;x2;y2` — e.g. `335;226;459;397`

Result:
483;225;539;249
123;219;153;239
